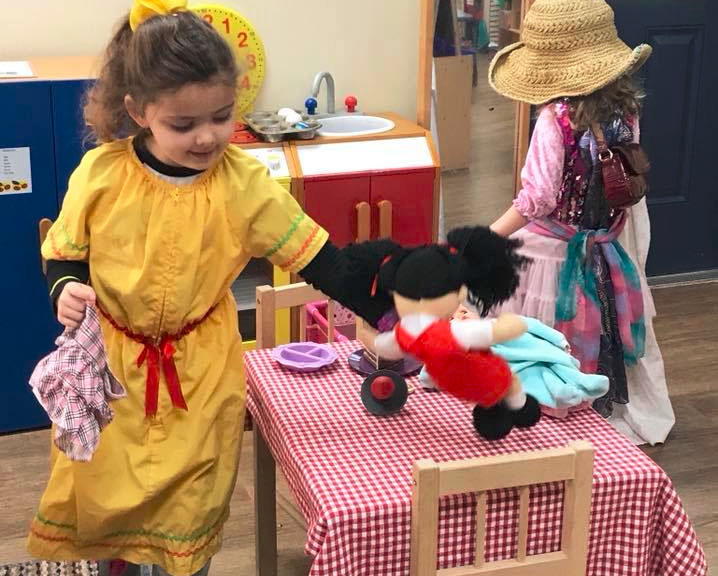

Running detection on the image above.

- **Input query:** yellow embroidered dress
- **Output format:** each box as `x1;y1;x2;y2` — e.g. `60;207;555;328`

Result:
27;139;327;575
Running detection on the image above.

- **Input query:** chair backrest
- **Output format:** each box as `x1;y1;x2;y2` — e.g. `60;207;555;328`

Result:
38;218;53;274
410;440;594;576
255;282;335;349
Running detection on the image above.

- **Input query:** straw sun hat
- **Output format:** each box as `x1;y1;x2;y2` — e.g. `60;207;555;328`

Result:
488;0;652;105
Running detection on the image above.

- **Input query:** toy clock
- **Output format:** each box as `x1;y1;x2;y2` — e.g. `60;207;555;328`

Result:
190;3;266;117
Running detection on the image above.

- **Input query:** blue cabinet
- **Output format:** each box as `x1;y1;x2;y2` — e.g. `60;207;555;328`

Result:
0;81;61;432
0;78;91;432
52;80;93;205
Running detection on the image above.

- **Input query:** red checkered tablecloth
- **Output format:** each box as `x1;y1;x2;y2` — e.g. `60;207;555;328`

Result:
245;341;706;576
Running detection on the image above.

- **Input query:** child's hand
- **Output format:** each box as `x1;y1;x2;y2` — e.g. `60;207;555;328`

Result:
57;282;96;328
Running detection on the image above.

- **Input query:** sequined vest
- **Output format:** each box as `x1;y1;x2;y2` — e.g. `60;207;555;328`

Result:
551;101;636;230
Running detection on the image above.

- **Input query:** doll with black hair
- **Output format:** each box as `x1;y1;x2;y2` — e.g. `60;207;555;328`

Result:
366;226;541;439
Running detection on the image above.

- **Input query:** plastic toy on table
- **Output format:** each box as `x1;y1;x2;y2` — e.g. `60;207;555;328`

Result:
271;342;338;373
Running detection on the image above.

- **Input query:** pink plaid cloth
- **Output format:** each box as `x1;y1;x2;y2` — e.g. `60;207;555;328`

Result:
245;341;707;576
29;304;125;461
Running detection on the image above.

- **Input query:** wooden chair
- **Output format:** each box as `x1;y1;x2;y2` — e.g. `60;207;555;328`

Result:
255;282;336;349
410;440;594;576
38;218;53;273
252;281;337;576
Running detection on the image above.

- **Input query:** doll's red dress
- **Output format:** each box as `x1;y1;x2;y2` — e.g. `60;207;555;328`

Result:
395;319;512;407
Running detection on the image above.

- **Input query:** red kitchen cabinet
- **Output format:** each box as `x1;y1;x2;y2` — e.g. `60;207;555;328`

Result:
370;168;435;245
294;134;440;247
302;168;436;247
302;175;371;247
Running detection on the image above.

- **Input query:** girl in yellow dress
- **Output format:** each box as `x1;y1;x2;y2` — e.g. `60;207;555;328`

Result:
28;2;395;574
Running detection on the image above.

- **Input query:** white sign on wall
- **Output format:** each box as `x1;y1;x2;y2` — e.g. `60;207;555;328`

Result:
0;148;33;196
0;61;35;79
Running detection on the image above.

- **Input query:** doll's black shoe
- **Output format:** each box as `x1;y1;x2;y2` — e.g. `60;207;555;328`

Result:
511;394;541;428
473;403;514;440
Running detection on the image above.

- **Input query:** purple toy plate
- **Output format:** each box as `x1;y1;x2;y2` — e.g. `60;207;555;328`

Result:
271;342;338;372
347;348;422;377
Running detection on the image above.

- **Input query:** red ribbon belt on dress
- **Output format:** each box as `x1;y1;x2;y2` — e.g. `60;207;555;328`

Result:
136;336;185;416
97;303;217;417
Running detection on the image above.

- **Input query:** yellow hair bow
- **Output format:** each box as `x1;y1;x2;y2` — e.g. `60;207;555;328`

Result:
129;0;188;31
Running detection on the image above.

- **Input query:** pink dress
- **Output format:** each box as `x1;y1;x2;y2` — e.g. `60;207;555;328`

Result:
497;104;674;445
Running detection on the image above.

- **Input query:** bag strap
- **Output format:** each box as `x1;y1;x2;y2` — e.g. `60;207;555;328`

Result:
592;122;612;161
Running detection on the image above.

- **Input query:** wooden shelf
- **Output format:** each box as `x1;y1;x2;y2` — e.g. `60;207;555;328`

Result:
497;0;522;48
0;56;99;82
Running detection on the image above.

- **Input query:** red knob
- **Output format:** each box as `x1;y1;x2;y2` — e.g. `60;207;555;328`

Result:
345;95;358;113
370;376;395;400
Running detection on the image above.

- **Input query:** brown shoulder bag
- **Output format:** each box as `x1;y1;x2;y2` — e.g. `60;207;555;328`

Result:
592;122;651;209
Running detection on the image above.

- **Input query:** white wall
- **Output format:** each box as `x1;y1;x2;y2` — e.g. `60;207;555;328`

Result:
1;1;419;119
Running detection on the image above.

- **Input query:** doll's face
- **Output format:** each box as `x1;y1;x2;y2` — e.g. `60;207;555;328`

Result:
393;286;468;319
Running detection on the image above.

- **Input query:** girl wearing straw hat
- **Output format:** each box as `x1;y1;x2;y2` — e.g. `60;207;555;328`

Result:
488;0;674;445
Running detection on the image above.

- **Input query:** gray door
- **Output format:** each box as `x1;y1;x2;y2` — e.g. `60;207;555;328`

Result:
609;0;718;275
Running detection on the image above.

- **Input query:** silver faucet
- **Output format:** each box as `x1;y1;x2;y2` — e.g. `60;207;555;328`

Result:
311;71;335;115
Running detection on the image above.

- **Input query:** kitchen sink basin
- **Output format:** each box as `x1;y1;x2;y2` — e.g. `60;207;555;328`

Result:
317;115;395;137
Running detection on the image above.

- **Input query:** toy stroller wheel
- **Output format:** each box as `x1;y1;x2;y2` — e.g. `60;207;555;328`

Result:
360;369;408;416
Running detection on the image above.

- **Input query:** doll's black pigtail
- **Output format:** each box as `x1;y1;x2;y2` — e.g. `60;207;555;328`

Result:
447;226;529;315
375;248;411;295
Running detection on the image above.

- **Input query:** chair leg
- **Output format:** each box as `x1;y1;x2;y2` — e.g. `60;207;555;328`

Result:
254;426;277;576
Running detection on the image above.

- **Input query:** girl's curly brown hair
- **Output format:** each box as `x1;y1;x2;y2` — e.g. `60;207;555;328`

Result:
567;74;645;130
84;10;238;143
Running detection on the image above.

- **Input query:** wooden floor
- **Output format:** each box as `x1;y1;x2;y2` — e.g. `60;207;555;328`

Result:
441;51;517;231
1;56;716;574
